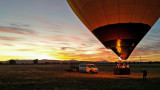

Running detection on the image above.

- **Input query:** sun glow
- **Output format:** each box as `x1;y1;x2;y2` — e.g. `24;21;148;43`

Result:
34;53;56;60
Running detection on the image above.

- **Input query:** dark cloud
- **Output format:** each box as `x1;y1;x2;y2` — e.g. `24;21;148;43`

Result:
10;23;19;27
22;24;30;27
10;23;30;27
0;26;36;35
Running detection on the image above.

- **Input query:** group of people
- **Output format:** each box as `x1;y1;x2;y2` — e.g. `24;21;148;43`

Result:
116;63;129;69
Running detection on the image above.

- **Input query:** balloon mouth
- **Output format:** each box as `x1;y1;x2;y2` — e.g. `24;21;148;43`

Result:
92;23;151;60
102;39;137;60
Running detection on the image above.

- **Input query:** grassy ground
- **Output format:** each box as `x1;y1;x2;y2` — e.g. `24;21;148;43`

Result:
0;64;160;90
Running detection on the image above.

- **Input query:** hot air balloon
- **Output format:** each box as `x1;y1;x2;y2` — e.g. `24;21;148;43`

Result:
67;0;160;60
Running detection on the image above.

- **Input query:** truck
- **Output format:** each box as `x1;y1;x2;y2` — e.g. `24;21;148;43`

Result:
79;64;99;73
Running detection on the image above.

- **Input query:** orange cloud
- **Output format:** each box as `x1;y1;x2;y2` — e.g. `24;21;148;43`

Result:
0;28;24;34
0;36;22;41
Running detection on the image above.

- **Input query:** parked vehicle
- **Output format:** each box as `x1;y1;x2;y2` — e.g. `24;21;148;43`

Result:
79;64;98;73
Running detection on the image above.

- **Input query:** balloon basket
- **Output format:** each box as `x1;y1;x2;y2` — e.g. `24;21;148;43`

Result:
114;61;130;75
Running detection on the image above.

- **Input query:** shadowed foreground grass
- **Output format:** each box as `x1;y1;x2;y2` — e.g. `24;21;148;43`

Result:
0;64;160;90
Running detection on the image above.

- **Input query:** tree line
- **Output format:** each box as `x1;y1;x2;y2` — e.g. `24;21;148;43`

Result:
0;59;39;65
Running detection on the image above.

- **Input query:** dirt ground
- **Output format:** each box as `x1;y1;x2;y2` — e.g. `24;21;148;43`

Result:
0;64;160;90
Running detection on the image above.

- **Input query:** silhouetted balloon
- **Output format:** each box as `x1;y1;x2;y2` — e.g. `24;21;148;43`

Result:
67;0;160;60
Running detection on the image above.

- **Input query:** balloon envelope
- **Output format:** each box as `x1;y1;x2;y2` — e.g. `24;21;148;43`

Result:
67;0;160;60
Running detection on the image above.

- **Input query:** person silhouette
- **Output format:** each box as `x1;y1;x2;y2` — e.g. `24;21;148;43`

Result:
142;70;147;80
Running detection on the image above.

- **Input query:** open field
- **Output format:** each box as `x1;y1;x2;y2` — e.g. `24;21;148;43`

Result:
0;64;160;90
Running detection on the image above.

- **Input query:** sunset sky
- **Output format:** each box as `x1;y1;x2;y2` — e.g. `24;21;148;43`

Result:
0;0;160;62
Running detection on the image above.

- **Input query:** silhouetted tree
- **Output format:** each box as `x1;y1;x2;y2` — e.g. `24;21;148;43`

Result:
33;59;38;64
9;60;16;64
